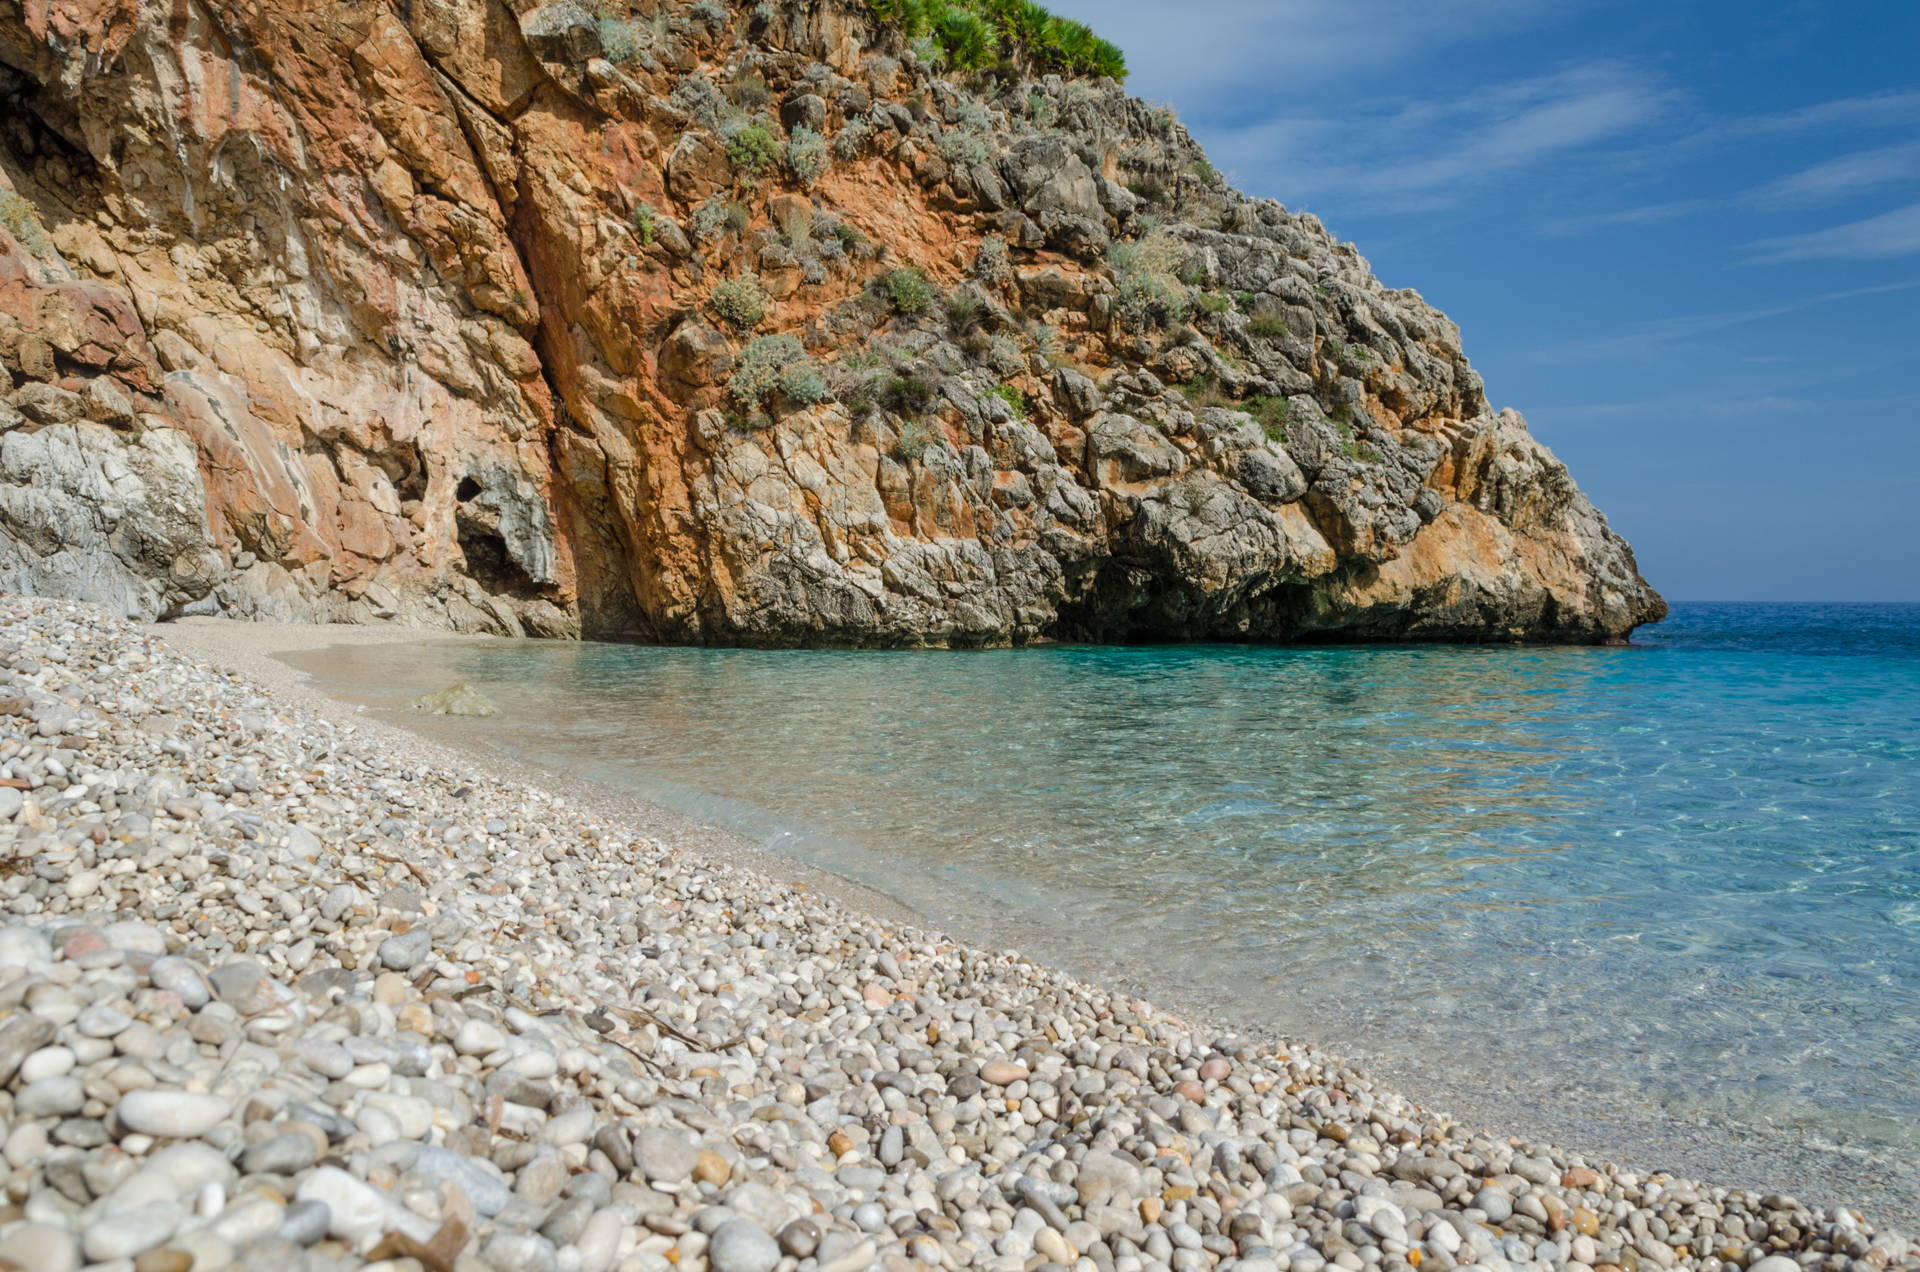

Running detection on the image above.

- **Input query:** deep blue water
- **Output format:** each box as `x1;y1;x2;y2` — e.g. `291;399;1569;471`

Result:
291;602;1920;1206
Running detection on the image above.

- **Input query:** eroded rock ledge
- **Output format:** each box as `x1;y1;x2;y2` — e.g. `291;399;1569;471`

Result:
0;0;1664;645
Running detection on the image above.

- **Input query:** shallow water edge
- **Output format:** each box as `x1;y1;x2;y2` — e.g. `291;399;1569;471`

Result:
218;612;1920;1230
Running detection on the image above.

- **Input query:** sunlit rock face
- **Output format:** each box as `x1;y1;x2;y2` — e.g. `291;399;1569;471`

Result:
0;0;1662;644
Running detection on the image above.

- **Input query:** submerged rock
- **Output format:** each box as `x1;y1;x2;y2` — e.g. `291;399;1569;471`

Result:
410;684;498;718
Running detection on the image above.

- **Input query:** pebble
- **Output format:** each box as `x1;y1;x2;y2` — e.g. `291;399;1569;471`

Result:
377;926;431;971
116;1091;232;1138
82;1200;179;1260
454;1018;506;1056
277;1198;332;1246
980;1059;1029;1085
241;1132;318;1175
409;1144;513;1215
1473;1185;1515;1224
133;1248;195;1272
634;1127;701;1182
16;1074;85;1117
0;1222;81;1272
483;1230;559;1272
708;1218;782;1272
296;1166;398;1247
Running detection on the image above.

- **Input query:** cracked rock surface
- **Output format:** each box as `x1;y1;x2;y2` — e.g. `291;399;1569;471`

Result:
0;0;1660;644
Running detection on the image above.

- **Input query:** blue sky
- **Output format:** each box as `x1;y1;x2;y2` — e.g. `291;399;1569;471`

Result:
1045;0;1920;603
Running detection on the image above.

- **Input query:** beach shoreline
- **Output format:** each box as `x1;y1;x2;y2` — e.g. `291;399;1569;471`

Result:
146;615;1920;1237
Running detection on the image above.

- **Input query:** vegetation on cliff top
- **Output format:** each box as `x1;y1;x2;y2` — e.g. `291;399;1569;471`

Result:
866;0;1127;80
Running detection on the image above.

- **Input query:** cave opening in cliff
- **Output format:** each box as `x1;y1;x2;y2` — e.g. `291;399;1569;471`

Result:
453;481;539;600
1047;564;1323;645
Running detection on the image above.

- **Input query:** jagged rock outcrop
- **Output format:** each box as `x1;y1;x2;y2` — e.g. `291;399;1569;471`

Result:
0;0;1664;644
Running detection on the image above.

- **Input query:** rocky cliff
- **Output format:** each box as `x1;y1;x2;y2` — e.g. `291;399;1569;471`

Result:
0;0;1664;644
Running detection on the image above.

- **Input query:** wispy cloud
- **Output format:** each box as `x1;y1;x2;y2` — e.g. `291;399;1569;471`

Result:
1720;90;1920;139
1745;202;1920;263
1542;142;1920;236
1211;63;1676;214
1530;280;1920;361
1542;197;1717;237
1753;142;1920;208
1048;0;1558;110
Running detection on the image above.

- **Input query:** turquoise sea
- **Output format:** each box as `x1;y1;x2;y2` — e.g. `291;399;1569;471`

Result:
289;602;1920;1215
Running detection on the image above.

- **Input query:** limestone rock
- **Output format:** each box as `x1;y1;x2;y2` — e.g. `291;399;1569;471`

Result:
411;685;499;718
0;0;1661;645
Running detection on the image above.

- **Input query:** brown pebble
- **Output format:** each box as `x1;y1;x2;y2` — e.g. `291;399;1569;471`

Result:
1320;1122;1350;1143
134;1250;194;1272
1563;1166;1602;1189
694;1149;731;1185
827;1128;856;1157
979;1060;1028;1085
1198;1057;1231;1082
1572;1207;1600;1237
1140;1196;1164;1224
1173;1079;1206;1103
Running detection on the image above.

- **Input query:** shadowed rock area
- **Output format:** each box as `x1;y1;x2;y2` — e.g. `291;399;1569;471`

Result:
0;0;1664;645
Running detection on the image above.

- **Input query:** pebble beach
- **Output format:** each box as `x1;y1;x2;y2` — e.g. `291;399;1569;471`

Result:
0;594;1911;1272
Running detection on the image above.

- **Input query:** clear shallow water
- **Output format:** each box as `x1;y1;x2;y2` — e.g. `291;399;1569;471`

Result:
289;603;1920;1213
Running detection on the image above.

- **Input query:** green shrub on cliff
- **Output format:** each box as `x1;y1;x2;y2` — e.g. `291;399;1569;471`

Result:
935;8;998;70
1244;395;1291;441
938;126;991;167
883;268;934;316
973;234;1010;286
866;0;1125;81
883;376;936;413
692;196;749;241
711;273;768;329
787;126;829;188
833;117;875;160
0;192;48;257
1109;229;1189;330
894;417;944;462
597;16;645;62
729;334;826;409
727;123;781;180
985;383;1028;420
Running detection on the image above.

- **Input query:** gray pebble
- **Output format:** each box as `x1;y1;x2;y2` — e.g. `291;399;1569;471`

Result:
277;1198;330;1246
634;1127;701;1183
709;1218;782;1272
378;925;432;971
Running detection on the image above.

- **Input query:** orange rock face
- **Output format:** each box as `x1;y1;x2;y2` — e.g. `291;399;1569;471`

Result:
0;0;1663;644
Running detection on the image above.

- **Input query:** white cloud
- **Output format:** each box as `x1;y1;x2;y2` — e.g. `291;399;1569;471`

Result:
1543;142;1920;236
1746;201;1920;263
1753;142;1920;208
1722;91;1920;138
1045;0;1557;108
1540;198;1717;236
1207;63;1676;214
1530;281;1920;361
